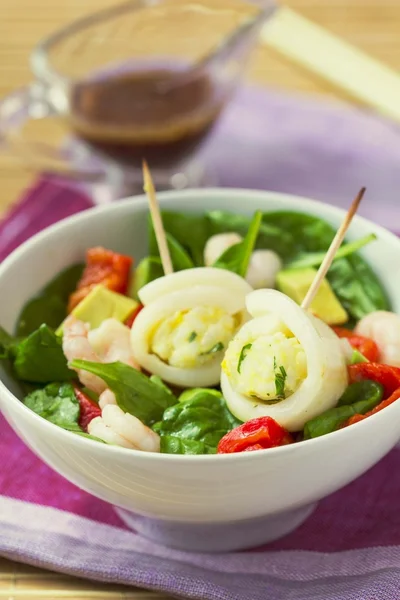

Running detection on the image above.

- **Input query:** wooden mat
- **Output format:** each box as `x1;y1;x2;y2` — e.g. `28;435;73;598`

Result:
0;556;175;598
0;0;400;597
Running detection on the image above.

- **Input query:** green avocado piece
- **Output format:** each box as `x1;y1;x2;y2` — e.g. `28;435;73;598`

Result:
56;285;138;335
350;349;369;364
276;267;348;325
129;257;164;300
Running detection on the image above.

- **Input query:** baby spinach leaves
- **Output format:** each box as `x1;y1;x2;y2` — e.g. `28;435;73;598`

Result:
0;326;14;359
328;255;389;320
149;211;210;267
207;211;289;256
71;360;176;425
165;233;195;271
303;380;383;439
24;382;81;432
23;382;108;441
12;325;75;383
212;210;262;277
16;264;84;337
157;388;241;455
148;208;388;321
160;436;215;455
286;233;376;270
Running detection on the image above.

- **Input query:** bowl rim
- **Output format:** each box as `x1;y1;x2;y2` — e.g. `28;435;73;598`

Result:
1;186;400;463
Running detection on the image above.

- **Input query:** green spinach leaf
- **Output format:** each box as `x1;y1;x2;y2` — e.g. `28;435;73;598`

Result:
328;256;389;320
262;211;336;258
43;263;85;300
213;210;262;277
207;210;290;256
149;224;194;272
24;382;81;431
149;375;176;399
157;388;241;454
150;212;210;266
286;233;376;269
336;380;382;407
16;264;84;337
165;233;195;271
144;207;389;320
13;324;75;383
263;212;389;319
160;436;216;455
303;380;383;438
71;360;176;425
0;326;14;359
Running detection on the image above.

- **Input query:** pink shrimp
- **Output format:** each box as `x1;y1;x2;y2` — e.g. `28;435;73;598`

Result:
62;316;139;394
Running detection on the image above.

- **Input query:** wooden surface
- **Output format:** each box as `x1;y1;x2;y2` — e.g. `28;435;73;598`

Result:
0;0;400;598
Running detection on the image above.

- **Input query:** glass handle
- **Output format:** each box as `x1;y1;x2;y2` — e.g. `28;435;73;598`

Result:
0;85;103;182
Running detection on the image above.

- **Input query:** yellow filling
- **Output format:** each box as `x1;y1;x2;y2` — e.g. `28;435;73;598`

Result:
150;306;239;368
222;330;307;401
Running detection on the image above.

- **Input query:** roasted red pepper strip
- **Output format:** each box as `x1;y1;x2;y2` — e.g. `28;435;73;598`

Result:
124;304;144;328
217;416;293;454
341;388;400;428
348;363;400;399
242;443;265;452
333;327;379;362
73;384;101;431
68;247;133;312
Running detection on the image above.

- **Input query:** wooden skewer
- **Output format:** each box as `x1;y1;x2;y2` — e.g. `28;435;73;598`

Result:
142;160;174;276
301;187;366;311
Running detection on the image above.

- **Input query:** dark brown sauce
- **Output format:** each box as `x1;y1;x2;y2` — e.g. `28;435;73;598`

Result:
69;66;224;168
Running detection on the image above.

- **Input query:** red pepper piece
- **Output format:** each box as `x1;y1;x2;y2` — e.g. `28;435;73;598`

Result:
73;384;101;432
124;304;144;328
341;388;400;428
333;327;379;362
242;443;265;452
68;247;133;312
348;363;400;399
217;416;293;454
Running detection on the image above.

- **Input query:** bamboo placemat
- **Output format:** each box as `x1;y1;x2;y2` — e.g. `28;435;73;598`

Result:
1;0;400;597
0;556;176;598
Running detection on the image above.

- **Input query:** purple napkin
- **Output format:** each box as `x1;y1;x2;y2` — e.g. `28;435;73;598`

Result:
1;87;400;599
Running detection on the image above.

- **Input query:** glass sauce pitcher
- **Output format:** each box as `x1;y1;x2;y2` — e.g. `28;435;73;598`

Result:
0;0;276;201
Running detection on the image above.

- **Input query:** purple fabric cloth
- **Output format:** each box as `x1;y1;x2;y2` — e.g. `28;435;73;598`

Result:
1;87;400;599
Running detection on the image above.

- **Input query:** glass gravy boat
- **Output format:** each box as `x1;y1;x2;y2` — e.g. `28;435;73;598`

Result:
0;0;276;200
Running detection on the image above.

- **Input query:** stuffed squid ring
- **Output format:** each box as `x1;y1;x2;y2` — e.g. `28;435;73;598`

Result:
131;268;253;388
221;289;348;431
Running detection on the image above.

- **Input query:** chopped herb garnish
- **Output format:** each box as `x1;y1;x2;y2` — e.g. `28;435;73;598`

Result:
188;331;197;342
237;343;252;373
273;357;287;399
201;341;224;355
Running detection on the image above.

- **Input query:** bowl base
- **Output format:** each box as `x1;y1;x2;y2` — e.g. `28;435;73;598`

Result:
114;503;316;553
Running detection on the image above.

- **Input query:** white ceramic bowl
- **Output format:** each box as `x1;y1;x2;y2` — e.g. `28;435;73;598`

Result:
1;188;400;553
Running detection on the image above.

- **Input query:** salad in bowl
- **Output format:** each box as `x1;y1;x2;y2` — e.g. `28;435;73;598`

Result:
0;188;399;552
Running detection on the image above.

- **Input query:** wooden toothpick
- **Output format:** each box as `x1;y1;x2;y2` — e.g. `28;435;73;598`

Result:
301;187;366;311
142;160;174;276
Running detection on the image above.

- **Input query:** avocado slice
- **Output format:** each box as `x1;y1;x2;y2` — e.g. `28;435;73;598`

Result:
56;285;139;335
129;256;164;300
276;267;348;325
350;349;369;364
